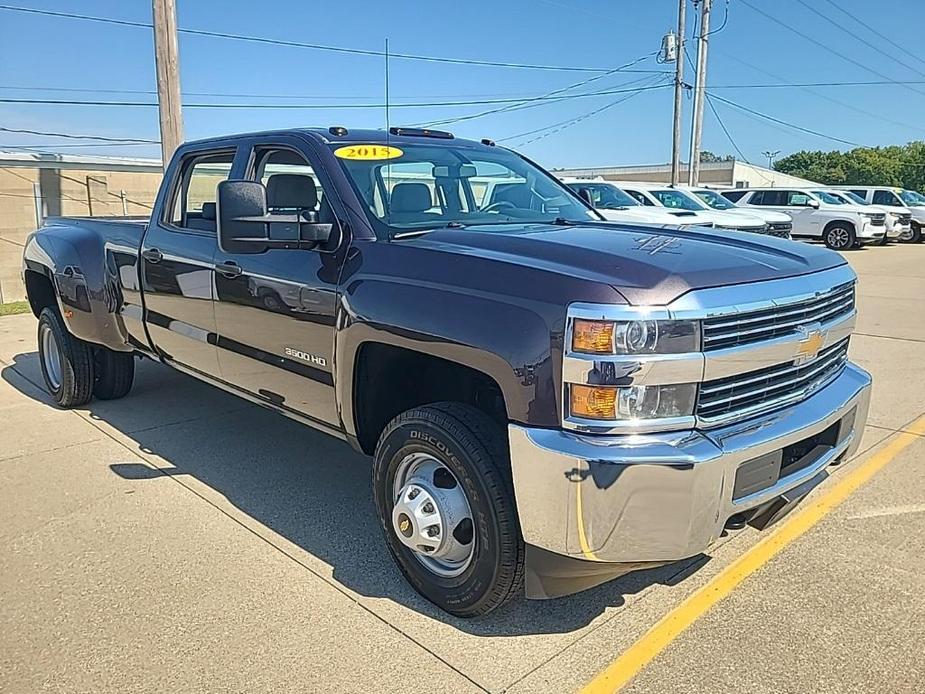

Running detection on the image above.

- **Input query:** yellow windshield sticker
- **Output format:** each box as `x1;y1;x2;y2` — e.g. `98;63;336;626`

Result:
334;144;403;161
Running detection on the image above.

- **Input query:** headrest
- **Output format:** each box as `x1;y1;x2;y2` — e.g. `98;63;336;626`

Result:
266;173;318;209
391;182;432;213
200;202;216;220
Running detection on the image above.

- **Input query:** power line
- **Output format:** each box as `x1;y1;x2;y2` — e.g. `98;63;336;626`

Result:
794;0;925;80
0;3;664;74
508;87;656;148
0;126;158;143
818;0;925;73
739;0;925;100
705;93;867;147
710;79;925;89
703;93;776;186
0;82;673;111
418;54;659;127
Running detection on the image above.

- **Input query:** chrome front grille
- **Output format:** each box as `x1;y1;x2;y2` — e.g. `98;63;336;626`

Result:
697;337;850;423
899;213;912;224
869;214;886;226
702;281;855;351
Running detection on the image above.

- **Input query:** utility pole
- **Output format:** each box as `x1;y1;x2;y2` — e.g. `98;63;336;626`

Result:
670;0;687;186
763;149;781;169
152;0;183;170
688;0;713;186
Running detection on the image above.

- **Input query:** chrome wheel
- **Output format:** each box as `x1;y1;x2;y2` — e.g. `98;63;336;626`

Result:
40;323;62;390
391;452;475;578
826;227;850;249
899;227;914;242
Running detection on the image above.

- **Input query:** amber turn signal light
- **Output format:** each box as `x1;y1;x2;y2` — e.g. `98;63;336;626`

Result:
570;384;617;420
572;319;615;354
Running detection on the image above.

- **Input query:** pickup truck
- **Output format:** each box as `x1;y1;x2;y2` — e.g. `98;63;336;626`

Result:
22;126;872;617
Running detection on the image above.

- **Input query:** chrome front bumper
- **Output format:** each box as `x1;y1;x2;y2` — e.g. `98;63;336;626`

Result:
510;362;871;565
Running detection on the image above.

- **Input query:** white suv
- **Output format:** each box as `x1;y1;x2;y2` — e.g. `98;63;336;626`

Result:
685;186;792;239
722;187;885;250
818;189;907;244
612;181;771;235
559;178;714;228
833;186;923;243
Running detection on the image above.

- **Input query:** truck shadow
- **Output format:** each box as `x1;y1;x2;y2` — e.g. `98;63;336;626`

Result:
2;352;711;637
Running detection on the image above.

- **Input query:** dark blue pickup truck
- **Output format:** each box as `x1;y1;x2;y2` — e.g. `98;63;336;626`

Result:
22;126;871;616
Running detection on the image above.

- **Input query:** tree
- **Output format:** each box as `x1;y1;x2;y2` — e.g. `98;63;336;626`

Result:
773;142;925;191
699;150;735;163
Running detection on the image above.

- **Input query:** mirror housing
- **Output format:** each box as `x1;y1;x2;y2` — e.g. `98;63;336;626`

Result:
807;198;820;208
217;180;334;254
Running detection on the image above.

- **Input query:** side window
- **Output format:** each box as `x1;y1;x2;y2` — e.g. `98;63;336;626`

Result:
786;191;810;206
254;148;329;220
849;189;868;200
169;150;235;232
722;190;747;203
872;190;896;206
624;189;651;205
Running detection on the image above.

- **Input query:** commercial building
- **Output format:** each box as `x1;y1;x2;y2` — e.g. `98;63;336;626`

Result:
0;151;162;302
552;160;818;189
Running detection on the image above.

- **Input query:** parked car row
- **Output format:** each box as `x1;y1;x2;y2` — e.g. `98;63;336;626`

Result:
560;176;925;251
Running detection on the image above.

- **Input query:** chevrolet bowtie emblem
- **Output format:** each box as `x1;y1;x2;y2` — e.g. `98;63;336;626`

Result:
795;324;826;364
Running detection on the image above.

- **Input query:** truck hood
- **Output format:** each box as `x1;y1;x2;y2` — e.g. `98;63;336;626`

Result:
405;222;846;305
700;209;768;229
596;207;708;225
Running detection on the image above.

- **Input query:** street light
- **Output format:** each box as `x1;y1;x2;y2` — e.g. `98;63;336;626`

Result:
762;150;781;169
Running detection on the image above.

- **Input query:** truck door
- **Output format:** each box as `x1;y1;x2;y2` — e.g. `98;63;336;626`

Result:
212;139;343;427
140;148;237;377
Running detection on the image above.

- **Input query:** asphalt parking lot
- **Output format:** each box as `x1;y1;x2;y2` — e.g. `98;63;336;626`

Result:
2;244;924;693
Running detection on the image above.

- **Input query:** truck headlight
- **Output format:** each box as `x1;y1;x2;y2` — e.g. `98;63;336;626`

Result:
572;318;700;355
570;383;697;420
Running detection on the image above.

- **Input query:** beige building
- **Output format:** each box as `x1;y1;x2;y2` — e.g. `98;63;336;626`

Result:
0;151;163;302
553;160;819;189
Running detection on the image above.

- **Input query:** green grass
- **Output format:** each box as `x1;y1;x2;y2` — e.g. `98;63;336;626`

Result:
0;301;30;317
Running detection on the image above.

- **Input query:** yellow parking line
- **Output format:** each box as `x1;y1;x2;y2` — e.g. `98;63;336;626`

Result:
581;415;925;694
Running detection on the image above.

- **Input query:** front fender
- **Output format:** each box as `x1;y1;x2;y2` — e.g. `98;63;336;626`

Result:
335;275;563;438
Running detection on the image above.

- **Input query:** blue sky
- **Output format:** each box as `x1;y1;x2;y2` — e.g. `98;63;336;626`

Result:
2;0;925;167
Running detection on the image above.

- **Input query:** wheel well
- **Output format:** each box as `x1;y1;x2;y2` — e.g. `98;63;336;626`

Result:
353;343;508;455
823;219;854;234
24;269;57;318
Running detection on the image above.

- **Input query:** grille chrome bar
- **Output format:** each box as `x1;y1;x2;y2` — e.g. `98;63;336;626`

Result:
702;282;855;351
698;338;849;423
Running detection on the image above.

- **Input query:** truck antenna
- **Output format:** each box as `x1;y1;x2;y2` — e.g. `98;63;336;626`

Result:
385;37;391;227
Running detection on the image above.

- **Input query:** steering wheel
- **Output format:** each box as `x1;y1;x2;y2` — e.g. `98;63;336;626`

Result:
481;200;519;214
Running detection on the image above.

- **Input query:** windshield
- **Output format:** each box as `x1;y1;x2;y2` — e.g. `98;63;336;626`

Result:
651;189;708;211
693;189;735;210
566;182;640;209
840;191;869;205
331;142;598;235
813;190;846;205
899;189;925;206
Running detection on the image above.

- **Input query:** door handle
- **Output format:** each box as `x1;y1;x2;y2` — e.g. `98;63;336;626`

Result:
141;248;163;263
217;261;243;278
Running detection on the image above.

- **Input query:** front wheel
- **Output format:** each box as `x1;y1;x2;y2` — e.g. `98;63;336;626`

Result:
37;308;94;407
823;224;856;251
904;223;923;243
373;403;524;617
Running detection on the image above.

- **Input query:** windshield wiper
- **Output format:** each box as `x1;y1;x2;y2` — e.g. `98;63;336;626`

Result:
392;221;468;240
552;217;578;226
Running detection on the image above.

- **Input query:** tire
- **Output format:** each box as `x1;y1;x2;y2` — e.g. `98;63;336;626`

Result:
93;346;135;400
37;307;94;408
373;402;525;617
823;223;856;251
906;223;923;244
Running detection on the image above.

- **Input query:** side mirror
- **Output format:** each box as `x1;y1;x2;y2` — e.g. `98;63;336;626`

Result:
217;180;334;255
807;199;820;209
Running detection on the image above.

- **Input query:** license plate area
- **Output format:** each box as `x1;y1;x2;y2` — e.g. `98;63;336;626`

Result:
732;407;856;500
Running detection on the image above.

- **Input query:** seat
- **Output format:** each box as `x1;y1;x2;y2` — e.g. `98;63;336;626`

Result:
186;201;217;232
389;182;439;224
266;173;319;214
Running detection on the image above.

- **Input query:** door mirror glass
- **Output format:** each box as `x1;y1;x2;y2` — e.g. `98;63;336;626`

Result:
217;180;333;254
